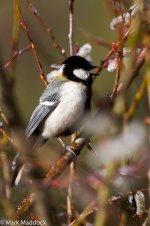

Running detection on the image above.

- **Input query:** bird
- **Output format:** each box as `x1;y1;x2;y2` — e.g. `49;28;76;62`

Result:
11;55;98;186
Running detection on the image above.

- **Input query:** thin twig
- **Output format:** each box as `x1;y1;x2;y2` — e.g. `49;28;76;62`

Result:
10;0;20;86
68;0;75;56
96;26;132;74
68;0;76;222
0;128;15;145
110;52;123;98
16;0;48;86
110;1;125;99
69;200;98;226
0;109;9;125
26;0;67;59
67;162;75;224
4;45;31;69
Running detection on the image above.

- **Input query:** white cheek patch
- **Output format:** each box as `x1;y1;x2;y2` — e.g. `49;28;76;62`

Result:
73;68;90;80
40;101;55;106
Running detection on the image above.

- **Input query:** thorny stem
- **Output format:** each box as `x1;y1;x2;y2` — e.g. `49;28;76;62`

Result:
26;0;67;59
16;0;48;86
68;0;75;56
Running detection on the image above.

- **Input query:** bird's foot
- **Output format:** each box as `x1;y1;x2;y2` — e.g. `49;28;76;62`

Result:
58;137;76;157
65;145;76;157
58;137;66;148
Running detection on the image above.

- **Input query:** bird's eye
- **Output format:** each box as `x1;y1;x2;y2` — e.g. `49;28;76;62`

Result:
73;68;90;80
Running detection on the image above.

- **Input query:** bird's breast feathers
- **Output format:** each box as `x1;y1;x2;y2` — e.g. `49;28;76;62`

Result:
42;81;88;138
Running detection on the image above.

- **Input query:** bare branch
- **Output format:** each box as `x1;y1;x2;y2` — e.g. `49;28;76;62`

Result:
4;45;31;69
68;0;75;56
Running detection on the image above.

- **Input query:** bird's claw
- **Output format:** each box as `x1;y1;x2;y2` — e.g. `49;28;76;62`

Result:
65;145;76;157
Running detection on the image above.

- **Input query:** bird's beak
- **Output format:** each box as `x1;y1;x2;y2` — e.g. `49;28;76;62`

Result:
91;65;99;69
91;73;99;76
90;66;99;76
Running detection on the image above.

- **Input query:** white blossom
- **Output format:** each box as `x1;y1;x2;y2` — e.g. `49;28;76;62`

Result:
107;58;118;72
94;122;146;164
77;43;92;63
123;47;131;57
110;4;139;30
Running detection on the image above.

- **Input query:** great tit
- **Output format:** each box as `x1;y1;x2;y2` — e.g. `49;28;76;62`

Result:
11;55;98;186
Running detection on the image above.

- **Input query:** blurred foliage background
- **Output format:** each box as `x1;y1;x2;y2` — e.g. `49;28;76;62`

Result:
0;1;150;226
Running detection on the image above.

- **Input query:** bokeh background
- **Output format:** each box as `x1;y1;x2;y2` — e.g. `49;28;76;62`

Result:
0;1;149;225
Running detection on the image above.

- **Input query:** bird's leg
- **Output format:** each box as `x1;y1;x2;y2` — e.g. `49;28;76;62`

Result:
58;137;66;148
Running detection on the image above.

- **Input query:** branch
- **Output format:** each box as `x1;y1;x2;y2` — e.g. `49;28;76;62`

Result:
4;45;31;69
9;0;20;86
16;137;89;216
96;26;132;74
68;0;75;56
111;1;125;99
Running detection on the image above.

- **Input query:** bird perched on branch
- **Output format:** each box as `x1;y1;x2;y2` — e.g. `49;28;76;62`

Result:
11;55;98;186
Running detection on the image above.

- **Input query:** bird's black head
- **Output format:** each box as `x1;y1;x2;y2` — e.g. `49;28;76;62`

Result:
62;55;97;85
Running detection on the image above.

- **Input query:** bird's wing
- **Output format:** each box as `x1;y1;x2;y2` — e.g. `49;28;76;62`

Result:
39;78;65;102
26;79;67;137
26;105;55;137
